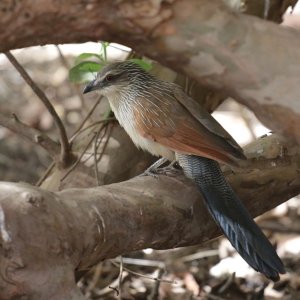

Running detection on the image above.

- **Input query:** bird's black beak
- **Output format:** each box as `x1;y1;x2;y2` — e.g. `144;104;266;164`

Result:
83;79;98;94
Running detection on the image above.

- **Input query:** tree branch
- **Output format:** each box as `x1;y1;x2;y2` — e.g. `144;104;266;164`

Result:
0;134;299;299
5;51;72;166
0;112;60;160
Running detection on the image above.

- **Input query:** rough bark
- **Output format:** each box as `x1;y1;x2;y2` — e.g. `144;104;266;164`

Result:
1;0;300;143
0;134;299;299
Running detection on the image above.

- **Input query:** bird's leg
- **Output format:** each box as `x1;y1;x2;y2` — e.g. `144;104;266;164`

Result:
141;158;181;178
141;158;169;178
168;161;180;169
158;160;182;177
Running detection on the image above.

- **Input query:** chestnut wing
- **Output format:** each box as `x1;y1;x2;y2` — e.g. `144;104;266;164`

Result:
134;89;245;165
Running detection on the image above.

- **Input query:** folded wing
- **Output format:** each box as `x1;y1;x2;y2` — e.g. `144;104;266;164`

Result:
134;87;246;166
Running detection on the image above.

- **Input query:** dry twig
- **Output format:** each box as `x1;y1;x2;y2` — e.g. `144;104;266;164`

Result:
70;97;102;141
93;124;108;185
0;112;60;159
55;45;86;109
60;131;96;182
37;96;103;186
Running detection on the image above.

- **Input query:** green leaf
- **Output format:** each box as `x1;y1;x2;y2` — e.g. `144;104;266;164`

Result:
75;53;103;64
129;59;152;71
69;61;103;83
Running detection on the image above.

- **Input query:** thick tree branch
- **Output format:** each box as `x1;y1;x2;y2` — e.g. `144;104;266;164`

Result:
1;1;300;143
0;134;299;299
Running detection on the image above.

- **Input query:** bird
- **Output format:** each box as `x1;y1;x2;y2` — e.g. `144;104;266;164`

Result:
83;60;285;280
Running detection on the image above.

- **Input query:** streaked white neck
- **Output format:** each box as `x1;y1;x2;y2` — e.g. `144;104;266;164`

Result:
107;92;175;161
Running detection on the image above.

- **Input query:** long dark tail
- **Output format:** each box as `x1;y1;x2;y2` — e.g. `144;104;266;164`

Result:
177;154;285;281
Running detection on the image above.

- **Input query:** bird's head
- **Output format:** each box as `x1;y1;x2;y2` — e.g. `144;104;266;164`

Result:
83;61;153;97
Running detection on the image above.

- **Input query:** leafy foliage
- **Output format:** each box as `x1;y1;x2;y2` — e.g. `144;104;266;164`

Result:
74;53;103;65
69;61;103;83
69;42;152;84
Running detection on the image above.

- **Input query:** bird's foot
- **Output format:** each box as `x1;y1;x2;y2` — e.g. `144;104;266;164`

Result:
142;169;159;179
157;161;182;177
141;159;181;178
141;158;169;178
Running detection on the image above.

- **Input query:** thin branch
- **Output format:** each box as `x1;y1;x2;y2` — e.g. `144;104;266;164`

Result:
70;97;102;140
36;162;55;186
60;131;97;182
93;124;107;185
178;249;219;262
86;263;103;294
55;45;86;109
94;273;128;297
36;100;103;186
218;273;235;294
97;124;112;164
70;118;115;143
109;44;131;53
93;123;113;185
0;112;60;159
117;256;123;300
147;268;165;300
5;51;71;166
112;261;175;284
113;257;164;269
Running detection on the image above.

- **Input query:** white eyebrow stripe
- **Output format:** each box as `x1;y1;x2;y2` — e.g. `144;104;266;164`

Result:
97;74;107;81
97;71;120;82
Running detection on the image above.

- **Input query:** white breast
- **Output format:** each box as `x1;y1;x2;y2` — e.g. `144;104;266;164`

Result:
108;93;174;161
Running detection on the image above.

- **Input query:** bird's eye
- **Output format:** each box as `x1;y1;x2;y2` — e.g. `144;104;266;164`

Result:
105;74;114;82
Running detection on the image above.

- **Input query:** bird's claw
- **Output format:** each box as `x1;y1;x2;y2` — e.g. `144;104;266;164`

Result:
141;160;182;178
141;168;160;178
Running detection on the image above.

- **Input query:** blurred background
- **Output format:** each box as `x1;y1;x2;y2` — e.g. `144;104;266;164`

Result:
0;3;300;299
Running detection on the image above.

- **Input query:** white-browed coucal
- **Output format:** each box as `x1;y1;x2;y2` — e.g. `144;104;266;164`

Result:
83;61;285;280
